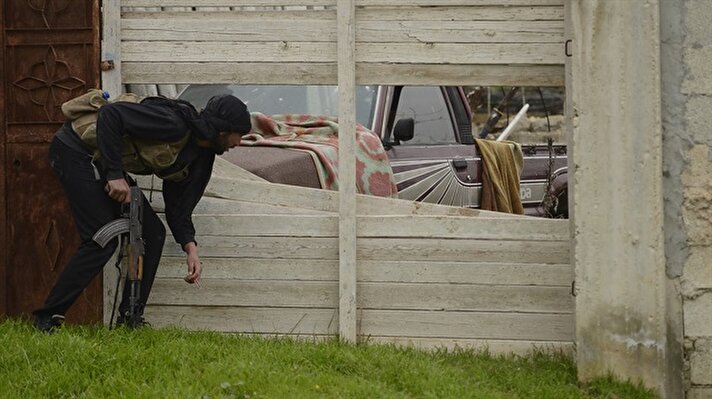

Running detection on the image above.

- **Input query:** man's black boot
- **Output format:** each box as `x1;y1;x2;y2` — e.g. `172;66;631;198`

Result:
33;314;65;334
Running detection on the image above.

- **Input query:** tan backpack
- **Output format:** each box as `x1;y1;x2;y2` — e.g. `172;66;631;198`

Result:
61;89;190;181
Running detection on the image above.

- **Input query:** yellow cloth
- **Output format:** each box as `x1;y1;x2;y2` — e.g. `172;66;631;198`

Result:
475;139;524;215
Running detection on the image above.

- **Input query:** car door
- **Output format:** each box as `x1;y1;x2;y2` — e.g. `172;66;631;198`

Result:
384;86;482;207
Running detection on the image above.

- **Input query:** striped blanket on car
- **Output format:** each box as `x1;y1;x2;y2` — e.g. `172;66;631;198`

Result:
240;112;398;198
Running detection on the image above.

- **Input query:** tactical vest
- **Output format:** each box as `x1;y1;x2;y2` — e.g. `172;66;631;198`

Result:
61;89;190;181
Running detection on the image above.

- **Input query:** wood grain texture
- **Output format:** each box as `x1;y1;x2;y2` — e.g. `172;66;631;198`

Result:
182;214;567;240
337;0;357;342
360;309;573;341
145;305;339;334
134;174;510;217
144;306;572;341
155;257;573;286
109;0;575;352
149;278;572;313
161;235;567;264
122;62;564;86
102;0;122;96
122;41;562;65
122;0;563;6
122;16;562;43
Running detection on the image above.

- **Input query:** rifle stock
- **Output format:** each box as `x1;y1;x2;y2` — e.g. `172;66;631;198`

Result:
126;186;145;327
93;186;145;328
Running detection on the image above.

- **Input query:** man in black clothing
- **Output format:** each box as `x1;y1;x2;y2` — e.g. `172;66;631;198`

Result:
33;94;252;333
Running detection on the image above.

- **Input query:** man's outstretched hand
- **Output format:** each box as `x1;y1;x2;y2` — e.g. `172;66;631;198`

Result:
183;242;202;288
105;178;131;203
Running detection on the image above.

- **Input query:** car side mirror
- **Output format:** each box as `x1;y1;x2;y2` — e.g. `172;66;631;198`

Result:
393;118;415;143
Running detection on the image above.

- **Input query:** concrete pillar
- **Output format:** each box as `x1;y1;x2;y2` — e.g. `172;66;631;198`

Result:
570;1;682;396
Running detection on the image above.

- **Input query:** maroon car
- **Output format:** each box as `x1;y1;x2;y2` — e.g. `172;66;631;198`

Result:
179;84;568;218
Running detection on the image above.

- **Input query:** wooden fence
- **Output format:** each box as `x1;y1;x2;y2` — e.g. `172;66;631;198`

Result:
107;0;565;90
102;0;572;353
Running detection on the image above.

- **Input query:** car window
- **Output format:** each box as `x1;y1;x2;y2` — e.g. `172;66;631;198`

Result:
178;84;377;128
394;86;456;145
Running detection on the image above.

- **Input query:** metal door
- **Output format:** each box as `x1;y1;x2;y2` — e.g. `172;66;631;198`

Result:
1;0;101;323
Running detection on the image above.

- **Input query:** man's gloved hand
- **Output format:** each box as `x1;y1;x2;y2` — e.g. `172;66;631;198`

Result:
105;178;131;203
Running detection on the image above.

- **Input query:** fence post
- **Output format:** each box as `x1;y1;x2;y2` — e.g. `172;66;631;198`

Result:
570;1;682;396
101;0;122;97
337;0;357;343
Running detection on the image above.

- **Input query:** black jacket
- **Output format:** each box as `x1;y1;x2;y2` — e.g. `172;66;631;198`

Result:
59;98;215;248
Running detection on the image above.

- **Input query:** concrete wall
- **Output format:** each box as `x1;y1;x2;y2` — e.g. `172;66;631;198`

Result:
662;1;712;397
571;1;684;397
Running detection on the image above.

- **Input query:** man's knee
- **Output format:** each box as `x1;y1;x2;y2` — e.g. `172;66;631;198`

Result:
146;221;166;249
76;236;119;266
99;237;119;258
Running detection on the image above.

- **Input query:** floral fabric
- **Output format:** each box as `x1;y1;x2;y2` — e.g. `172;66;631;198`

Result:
240;113;398;198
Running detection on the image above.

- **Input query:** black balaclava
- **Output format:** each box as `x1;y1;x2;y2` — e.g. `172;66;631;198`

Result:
191;95;252;142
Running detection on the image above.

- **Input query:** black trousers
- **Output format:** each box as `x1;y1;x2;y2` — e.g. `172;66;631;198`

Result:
33;136;166;318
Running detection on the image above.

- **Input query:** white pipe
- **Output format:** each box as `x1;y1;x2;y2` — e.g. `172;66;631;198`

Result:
496;103;529;142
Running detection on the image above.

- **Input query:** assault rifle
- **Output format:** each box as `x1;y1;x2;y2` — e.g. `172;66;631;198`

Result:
93;186;144;328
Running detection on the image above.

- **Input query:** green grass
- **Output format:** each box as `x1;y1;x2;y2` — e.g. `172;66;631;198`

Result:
0;319;656;399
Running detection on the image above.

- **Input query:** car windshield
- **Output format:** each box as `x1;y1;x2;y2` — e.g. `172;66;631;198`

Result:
178;84;378;128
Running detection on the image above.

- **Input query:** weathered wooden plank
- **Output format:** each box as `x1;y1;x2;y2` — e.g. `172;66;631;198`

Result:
185;214;567;241
358;282;573;313
144;305;339;334
147;192;331;215
357;63;565;87
123;62;564;86
156;257;573;286
122;0;563;6
122;18;562;43
103;0;122;96
162;236;339;259
208;177;513;217
162;235;567;263
157;257;338;280
122;41;562;65
366;337;574;356
337;0;358;343
121;6;563;21
357;0;564;5
135;174;511;217
122;16;335;42
357;7;563;21
122;0;336;6
360;310;573;341
212;157;266;181
150;279;338;307
150;278;573;313
103;254;122;326
121;11;331;20
357;20;563;43
122;62;338;84
190;215;337;237
356;43;562;65
357;215;569;240
122;41;337;63
358;260;573;286
358;238;568;264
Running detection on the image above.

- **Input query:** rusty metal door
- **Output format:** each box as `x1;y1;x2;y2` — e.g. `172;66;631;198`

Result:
1;1;101;323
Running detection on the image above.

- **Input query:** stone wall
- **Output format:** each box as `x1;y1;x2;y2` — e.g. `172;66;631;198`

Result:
661;1;712;397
